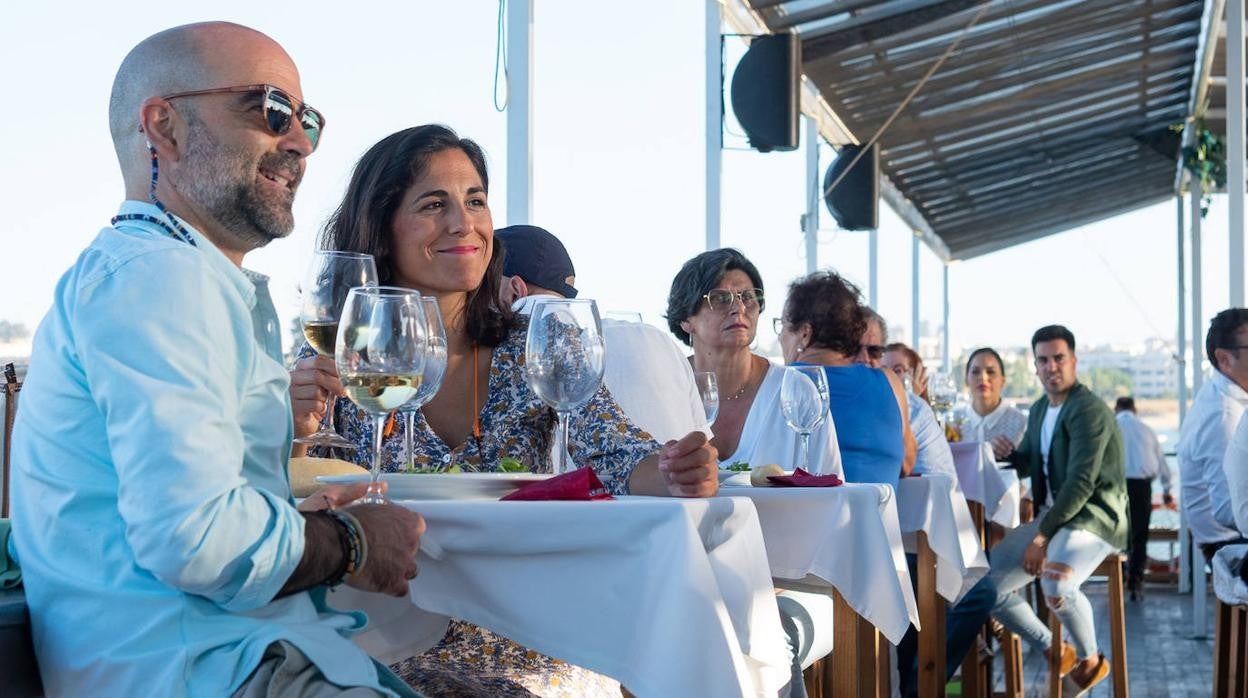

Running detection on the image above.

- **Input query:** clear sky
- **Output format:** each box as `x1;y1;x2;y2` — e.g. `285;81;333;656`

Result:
1;1;1240;363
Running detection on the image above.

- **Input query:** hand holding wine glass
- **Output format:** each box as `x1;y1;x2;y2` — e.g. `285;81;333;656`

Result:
780;366;830;472
524;299;605;475
337;287;427;503
294;250;378;449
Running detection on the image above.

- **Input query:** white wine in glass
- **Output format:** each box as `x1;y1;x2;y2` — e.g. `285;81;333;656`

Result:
337;286;428;504
295;250;378;449
401;297;449;472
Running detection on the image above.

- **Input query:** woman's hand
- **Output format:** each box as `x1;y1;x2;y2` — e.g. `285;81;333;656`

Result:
654;431;719;498
290;355;344;439
912;363;929;401
990;435;1015;460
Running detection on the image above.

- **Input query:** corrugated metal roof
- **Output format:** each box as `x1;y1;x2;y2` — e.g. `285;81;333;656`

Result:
746;0;1208;259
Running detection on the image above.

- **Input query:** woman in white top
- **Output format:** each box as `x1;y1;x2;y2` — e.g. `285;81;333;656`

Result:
666;249;842;476
961;347;1028;459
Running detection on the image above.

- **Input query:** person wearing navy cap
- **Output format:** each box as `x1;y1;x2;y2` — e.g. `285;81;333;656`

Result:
497;225;578;302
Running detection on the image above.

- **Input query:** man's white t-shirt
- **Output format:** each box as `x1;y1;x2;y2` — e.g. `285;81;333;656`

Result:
1040;403;1063;507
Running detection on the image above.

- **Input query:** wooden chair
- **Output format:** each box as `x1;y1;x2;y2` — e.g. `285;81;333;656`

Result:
1046;553;1129;698
2;362;20;518
1213;598;1248;697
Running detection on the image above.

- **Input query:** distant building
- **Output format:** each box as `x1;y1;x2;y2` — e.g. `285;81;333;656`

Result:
1077;339;1177;398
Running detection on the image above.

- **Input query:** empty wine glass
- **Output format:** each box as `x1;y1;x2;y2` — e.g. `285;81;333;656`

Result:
524;299;605;475
780;366;830;472
336;287;427;503
693;371;720;426
401;297;449;472
296;250;378;449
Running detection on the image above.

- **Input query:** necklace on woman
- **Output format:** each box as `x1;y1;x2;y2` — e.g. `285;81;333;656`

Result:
722;360;755;401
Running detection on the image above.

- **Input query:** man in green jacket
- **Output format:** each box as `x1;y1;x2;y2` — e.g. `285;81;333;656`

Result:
989;325;1127;697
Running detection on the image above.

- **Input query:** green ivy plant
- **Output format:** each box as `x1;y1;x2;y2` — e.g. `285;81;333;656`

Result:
1178;121;1227;217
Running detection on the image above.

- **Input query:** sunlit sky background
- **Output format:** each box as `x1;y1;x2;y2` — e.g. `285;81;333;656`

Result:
1;1;1241;364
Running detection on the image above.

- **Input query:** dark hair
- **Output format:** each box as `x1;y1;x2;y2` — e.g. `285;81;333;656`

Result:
320;124;512;346
965;347;1005;377
665;248;765;346
1030;325;1076;354
782;271;867;357
885;342;922;370
1206;308;1248;373
1115;396;1136;412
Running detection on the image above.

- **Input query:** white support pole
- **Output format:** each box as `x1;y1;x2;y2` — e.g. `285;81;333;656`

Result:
1230;0;1246;306
705;0;722;251
911;234;920;346
941;264;950;372
505;0;533;225
1178;193;1188;424
868;228;879;309
804;116;819;273
1193;183;1205;395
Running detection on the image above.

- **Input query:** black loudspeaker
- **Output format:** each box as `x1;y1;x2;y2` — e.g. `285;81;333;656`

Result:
823;144;879;230
730;33;800;152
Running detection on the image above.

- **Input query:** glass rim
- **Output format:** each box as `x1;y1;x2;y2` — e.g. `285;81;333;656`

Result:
312;250;374;259
348;285;422;297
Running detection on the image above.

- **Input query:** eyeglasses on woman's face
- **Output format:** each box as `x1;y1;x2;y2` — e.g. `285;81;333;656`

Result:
162;84;326;151
702;288;764;312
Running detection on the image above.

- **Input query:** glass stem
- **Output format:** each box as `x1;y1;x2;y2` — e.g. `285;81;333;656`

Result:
557;411;571;475
404;410;416;471
799;432;811;472
367;413;387;502
324;394;339;434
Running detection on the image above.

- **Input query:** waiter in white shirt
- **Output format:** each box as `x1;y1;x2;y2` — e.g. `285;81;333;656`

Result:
1114;396;1174;599
496;225;710;443
1178;308;1248;561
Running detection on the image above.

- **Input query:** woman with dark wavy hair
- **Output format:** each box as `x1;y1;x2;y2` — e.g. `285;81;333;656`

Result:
291;125;714;697
776;271;915;486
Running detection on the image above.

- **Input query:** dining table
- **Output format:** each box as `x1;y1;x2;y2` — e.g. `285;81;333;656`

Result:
717;482;919;698
896;473;990;698
950;440;1021;531
330;494;792;698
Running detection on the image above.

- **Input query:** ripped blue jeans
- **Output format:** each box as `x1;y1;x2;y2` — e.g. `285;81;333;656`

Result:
987;519;1117;659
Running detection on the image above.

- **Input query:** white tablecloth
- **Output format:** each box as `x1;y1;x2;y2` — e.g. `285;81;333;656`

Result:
994;468;1022;529
331;496;790;698
896;474;990;603
950;441;1019;528
1213;544;1248;606
718;483;919;644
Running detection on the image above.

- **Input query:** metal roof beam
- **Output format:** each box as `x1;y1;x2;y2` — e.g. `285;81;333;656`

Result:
1174;0;1226;191
802;0;991;62
943;179;1173;241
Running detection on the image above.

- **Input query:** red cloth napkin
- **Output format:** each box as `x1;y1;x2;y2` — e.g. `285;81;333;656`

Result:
767;468;844;488
501;467;615;501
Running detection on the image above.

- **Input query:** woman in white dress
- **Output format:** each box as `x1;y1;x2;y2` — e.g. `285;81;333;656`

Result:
665;248;842;476
960;347;1027;458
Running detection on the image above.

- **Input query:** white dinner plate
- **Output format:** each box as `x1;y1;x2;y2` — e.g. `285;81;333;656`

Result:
315;472;552;500
718;470;752;487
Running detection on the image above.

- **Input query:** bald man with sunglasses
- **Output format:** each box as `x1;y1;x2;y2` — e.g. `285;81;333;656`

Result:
9;23;423;697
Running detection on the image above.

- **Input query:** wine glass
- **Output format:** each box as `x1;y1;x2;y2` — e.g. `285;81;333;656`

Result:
295;250;378;449
336;287;428;503
401;297;449;472
929;371;957;426
780;366;830;472
693;371;720;426
524;299;606;475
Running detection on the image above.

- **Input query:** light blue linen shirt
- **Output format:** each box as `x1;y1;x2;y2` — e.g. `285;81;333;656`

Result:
9;202;401;697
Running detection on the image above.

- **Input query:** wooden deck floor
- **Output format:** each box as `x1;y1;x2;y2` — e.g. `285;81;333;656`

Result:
985;579;1215;697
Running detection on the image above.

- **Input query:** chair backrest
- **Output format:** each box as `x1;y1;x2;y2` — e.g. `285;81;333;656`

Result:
3;363;20;518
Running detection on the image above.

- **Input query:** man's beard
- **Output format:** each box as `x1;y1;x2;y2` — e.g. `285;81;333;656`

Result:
176;126;299;249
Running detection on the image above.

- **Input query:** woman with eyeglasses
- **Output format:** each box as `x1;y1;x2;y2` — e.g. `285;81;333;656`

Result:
775;271;915;487
881;343;929;404
290;124;717;697
666;248;841;475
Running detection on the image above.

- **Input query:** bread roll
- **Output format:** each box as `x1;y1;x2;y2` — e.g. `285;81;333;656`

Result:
749;463;785;487
289;456;368;498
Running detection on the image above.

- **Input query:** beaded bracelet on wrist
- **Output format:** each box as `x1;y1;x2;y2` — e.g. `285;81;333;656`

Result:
324;508;368;588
